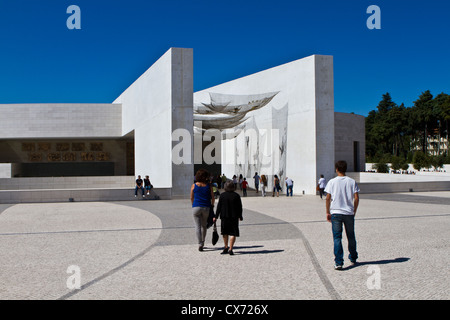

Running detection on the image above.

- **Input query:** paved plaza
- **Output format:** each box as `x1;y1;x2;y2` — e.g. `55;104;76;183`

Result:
0;191;449;300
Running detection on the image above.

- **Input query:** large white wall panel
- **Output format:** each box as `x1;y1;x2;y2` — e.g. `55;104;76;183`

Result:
114;48;193;196
0;104;122;139
194;55;335;195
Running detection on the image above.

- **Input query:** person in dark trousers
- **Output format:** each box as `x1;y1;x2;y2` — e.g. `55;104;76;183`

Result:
191;169;215;251
318;174;326;199
214;181;243;255
253;172;260;193
135;175;145;198
272;174;281;197
325;161;360;270
144;175;152;195
241;178;248;197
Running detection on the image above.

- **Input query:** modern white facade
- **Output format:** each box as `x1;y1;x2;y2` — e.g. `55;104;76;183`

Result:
194;55;364;194
0;48;365;200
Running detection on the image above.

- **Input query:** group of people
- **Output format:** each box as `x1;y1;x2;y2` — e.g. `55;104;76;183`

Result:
212;172;295;198
134;175;153;198
191;169;243;254
191;160;360;270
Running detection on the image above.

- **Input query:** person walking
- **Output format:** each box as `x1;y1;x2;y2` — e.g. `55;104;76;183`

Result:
232;175;238;190
285;177;293;196
190;169;215;251
260;174;268;197
318;174;326;199
214;181;243;255
253;172;260;193
272;174;281;197
241;178;248;197
221;174;227;189
325;161;360;270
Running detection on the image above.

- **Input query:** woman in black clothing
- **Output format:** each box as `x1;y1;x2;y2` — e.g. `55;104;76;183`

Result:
213;181;243;255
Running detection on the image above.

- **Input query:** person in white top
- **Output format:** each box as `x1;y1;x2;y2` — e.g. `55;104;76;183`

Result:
285;177;294;197
318;175;326;199
325;160;360;270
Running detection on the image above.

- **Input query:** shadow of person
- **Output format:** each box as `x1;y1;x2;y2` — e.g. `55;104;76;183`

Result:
236;249;284;255
231;245;284;255
145;189;160;200
343;257;410;270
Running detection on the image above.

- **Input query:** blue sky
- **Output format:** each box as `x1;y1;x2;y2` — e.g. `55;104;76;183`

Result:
0;0;449;116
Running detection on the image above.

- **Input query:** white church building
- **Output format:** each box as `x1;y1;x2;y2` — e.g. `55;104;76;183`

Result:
0;48;365;203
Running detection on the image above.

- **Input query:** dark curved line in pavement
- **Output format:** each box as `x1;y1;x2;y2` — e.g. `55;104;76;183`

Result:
57;240;158;300
294;225;342;300
56;201;342;300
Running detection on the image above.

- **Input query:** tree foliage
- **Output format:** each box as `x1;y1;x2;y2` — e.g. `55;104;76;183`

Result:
366;91;450;167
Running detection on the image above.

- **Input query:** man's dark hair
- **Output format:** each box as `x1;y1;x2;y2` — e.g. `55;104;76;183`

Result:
335;161;347;173
195;169;210;183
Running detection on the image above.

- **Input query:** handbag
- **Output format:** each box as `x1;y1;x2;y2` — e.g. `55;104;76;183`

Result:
212;222;219;245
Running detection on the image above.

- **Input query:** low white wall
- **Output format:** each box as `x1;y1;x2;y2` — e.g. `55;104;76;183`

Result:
0;188;172;204
357;181;450;194
347;171;450;183
0;176;135;190
0;164;11;178
366;163;450;175
346;170;450;194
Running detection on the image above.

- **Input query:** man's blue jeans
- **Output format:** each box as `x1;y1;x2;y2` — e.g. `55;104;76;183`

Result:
331;214;358;266
135;186;145;196
286;185;293;196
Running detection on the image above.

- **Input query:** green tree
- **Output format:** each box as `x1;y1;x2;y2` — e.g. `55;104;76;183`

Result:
413;90;434;153
412;151;431;171
391;155;408;171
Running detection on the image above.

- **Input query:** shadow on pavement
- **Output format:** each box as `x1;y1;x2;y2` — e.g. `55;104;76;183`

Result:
342;257;410;270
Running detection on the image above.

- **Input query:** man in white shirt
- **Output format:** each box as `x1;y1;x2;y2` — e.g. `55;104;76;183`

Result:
285;177;294;196
318;175;326;199
325;160;360;270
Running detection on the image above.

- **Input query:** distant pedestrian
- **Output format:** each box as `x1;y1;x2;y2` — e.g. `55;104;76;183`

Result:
135;175;145;198
318;175;326;199
285;177;293;196
253;172;260;193
232;175;238;190
241;178;248;197
214;181;243;255
221;174;227;189
325;161;360;270
272;174;281;197
190;169;215;251
238;174;243;190
260;174;268;197
144;175;153;195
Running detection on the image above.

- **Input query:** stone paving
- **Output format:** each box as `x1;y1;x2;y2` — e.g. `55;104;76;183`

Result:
0;191;449;300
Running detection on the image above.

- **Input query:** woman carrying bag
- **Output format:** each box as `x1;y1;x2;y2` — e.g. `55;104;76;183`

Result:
213;181;243;255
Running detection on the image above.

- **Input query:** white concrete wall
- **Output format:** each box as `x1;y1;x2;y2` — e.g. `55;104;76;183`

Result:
0;176;135;190
114;48;194;197
194;55;335;195
0;104;122;138
0;164;11;178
